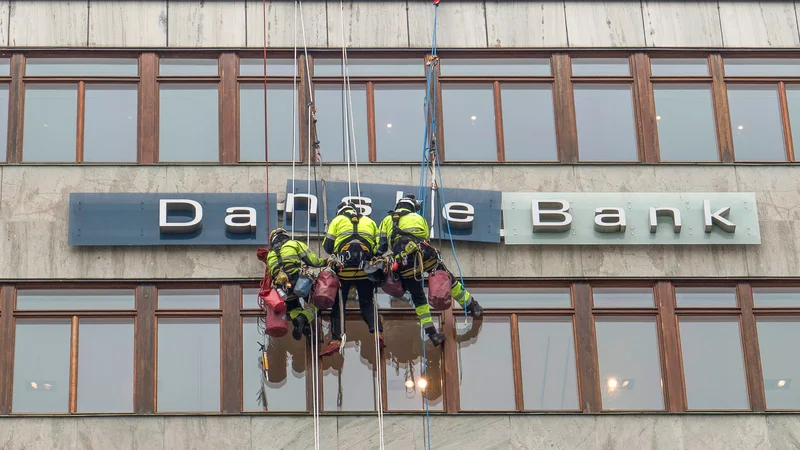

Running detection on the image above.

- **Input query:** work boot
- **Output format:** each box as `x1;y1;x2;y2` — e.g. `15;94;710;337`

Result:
467;299;484;319
320;340;341;357
426;329;446;347
292;315;309;341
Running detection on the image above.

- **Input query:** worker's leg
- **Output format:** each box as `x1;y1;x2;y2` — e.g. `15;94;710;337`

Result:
401;277;446;346
355;279;383;334
438;262;483;318
321;279;351;356
287;294;312;340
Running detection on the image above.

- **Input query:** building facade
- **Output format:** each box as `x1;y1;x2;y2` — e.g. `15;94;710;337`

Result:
2;1;800;449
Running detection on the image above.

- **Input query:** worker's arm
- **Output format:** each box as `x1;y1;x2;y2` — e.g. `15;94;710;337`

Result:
296;241;326;267
369;219;380;254
377;216;392;254
417;214;431;241
321;216;340;256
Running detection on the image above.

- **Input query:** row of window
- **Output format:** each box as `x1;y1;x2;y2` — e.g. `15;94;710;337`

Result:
2;283;799;414
3;53;800;164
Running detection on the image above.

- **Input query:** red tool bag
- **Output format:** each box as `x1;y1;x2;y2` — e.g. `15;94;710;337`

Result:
427;270;452;311
381;271;405;298
264;306;288;337
311;268;339;309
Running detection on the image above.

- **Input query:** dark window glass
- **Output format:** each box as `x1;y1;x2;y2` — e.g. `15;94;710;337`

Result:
160;59;218;76
157;318;220;412
0;85;8;159
158;289;219;309
441;58;550;77
243;318;307;411
84;84;138;162
501;84;557;161
314;84;368;163
574;85;638;161
322;317;377;411
593;287;654;308
314;58;424;77
240;84;296;162
12;319;71;413
17;289;135;310
518;318;579;411
384;317;443;411
757;318;800;409
22;84;77;162
457;317;515;410
442;83;497;161
679;317;748;410
374;84;426;162
725;59;800;77
77;319;134;413
728;85;786;161
26;58;138;76
240;58;296;77
159;84;219;162
467;288;571;308
675;287;737;307
572;58;630;76
654;85;718;161
651;58;709;76
753;287;800;308
596;318;664;410
784;87;800;155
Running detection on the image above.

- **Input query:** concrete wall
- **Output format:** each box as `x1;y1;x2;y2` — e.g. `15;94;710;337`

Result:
0;164;794;280
0;1;799;49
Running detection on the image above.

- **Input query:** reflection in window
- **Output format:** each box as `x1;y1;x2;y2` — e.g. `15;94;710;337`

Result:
650;59;709;77
724;59;800;77
157;318;220;412
753;287;800;308
654;85;718;162
374;84;426;162
572;58;630;76
0;85;8;160
243;318;306;411
593;287;654;308
679;317;748;410
84;85;138;162
13;319;71;413
574;85;637;161
314;85;368;163
457;317;515;410
77;319;134;413
518;318;579;410
315;58;424;77
467;288;571;308
240;58;296;77
757;319;800;409
160;59;218;76
784;87;800;155
17;289;135;310
240;84;296;162
159;84;219;162
26;58;138;77
441;58;550;77
158;289;220;309
322;317;377;411
23;84;77;162
384;317;443;411
501;84;557;161
442;84;497;161
727;85;786;161
596;318;664;410
675;287;737;307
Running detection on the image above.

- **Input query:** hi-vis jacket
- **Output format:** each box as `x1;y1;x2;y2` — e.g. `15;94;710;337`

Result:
267;240;325;277
377;207;429;254
322;214;379;255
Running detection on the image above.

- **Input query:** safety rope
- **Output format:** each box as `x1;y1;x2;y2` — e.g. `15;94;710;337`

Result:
372;298;386;449
289;0;298;239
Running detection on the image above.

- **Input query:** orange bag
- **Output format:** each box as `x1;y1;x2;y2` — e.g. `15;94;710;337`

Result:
427;270;452;311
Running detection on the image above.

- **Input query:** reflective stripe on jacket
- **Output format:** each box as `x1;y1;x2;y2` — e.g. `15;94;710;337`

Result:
267;240;325;277
322;214;378;255
377;208;429;253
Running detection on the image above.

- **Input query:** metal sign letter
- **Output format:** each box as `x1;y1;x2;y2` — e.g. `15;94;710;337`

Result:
159;199;203;234
532;200;572;232
703;199;736;233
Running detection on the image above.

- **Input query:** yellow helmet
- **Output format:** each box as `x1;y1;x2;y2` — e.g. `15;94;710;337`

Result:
269;228;289;247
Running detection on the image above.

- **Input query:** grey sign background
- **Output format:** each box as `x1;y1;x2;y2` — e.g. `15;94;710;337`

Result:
502;192;761;245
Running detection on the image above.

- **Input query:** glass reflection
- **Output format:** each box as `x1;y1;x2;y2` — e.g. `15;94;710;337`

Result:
727;85;786;161
784;87;800;157
457;317;515;410
572;58;630;76
441;58;550;77
26;58;138;77
383;317;443;411
159;84;219;162
240;58;297;77
574;84;637;161
757;318;800;409
753;287;800;308
724;58;800;77
518;318;579;411
654;85;718;162
77;319;134;413
17;289;135;310
158;289;220;309
322;317;377;411
240;84;296;162
466;287;571;308
501;84;557;161
442;84;497;161
650;58;709;77
374;84;426;162
675;287;737;307
12;319;71;413
160;59;218;76
23;84;78;162
84;84;138;162
314;84;369;163
592;287;654;308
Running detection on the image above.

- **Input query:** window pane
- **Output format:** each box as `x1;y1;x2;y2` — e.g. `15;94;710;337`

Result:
240;84;297;162
77;319;134;413
596;318;664;410
23;84;77;162
374;84;426;161
158;289;219;309
467;288;571;308
442;83;497;161
314;84;368;163
240;58;297;77
572;58;630;76
26;58;138;76
12;319;71;413
84;84;137;162
0;85;8;159
322;317;377;411
314;58;424;77
501;84;557;161
243;288;260;309
159;84;219;162
160;59;218;76
375;292;415;309
651;58;709;76
753;287;800;307
784;86;800;155
17;289;135;310
728;85;786;161
518;318;579;411
654;84;718;161
593;287;654;308
157;318;220;412
725;58;800;77
384;317;444;411
457;317;515;410
679;317;748;409
675;287;737;307
574;85;638;161
243;318;307;411
441;58;550;77
0;58;10;75
757;319;800;409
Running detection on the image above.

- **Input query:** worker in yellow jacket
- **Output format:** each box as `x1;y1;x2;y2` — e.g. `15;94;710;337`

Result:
377;195;483;347
319;201;384;356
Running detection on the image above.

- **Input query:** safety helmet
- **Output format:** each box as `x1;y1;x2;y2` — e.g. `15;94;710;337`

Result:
395;194;421;212
337;201;358;216
269;228;289;247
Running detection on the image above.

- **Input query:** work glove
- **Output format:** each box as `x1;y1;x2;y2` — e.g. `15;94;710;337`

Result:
274;271;289;287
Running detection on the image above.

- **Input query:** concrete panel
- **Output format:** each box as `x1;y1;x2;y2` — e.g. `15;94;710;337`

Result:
408;0;487;48
167;0;246;47
736;166;800;222
245;0;328;48
719;1;800;48
165;166;257;194
746;220;800;277
578;165;738;192
766;415;800;450
429;415;512;449
88;1;167;47
337;416;425;450
510;415;597;450
0;417;77;450
163;417;251;449
681;415;769;450
484;1;568;48
575;165;657;192
595;415;683;450
327;1;409;48
10;1;89;46
0;2;9;47
565;1;646;47
77;417;165;450
251;416;338;450
582;245;749;279
642;1;723;47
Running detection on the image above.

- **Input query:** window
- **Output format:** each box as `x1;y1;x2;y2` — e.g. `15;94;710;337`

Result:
467;287;572;308
17;289;135;310
784;86;800;154
158;289;220;309
374;84;426;162
574;85;638;161
593;287;654;308
314;84;368;163
727;85;786;161
675;287;737;307
457;317;515;410
650;58;709;77
724;58;800;77
322;317;377;411
756;319;800;410
653;85;718;161
442;84;497;160
383;317;444;411
77;319;134;412
518;318;579;411
753;287;800;307
501;84;557;161
12;319;71;413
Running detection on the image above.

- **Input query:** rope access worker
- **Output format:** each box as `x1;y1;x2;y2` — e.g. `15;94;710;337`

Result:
377;195;484;347
319;201;385;357
263;228;326;341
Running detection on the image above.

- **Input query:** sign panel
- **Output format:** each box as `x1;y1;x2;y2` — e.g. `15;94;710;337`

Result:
502;192;760;245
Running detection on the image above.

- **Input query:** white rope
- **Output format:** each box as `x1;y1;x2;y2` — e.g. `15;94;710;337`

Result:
341;34;362;199
290;0;298;239
310;319;320;450
373;299;386;450
339;0;353;198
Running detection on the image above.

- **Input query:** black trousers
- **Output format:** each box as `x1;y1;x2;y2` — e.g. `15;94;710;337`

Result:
330;278;383;341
